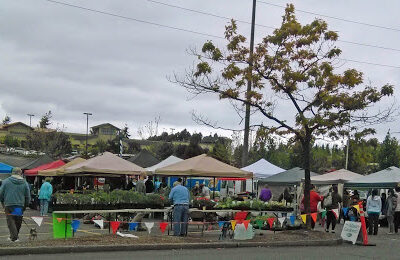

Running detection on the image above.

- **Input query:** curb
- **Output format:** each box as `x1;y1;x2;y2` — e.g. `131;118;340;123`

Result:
0;239;342;256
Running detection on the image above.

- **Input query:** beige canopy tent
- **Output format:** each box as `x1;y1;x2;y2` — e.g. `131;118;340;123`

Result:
155;154;253;178
37;158;86;177
310;169;362;185
65;152;147;176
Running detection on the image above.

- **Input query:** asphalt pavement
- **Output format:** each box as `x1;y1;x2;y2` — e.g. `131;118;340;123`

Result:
1;208;400;259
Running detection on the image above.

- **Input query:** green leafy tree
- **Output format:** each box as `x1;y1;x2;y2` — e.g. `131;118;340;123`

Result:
174;144;187;159
95;139;107;153
4;135;19;147
39;111;52;129
174;5;394;227
2;115;11;125
210;137;232;164
156;142;174;160
26;131;72;157
378;131;400;170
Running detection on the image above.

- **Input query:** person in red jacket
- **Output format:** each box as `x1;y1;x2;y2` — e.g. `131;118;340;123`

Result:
301;185;323;229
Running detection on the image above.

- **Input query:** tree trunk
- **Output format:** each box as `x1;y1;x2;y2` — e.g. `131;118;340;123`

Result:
302;135;312;229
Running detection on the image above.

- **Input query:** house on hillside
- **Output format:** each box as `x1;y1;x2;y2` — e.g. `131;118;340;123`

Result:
68;123;121;151
0;122;33;146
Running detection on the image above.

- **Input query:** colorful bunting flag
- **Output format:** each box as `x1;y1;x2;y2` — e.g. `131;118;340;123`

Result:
31;216;43;227
71;220;80;233
129;222;138;231
332;209;339;219
289;215;296;225
159;222;168;233
353;204;360;213
278;217;286;227
267;218;275;228
301;214;307;224
243;220;250;230
57;218;63;223
321;210;327;219
230;220;237;231
256;219;264;229
93;219;104;229
342;207;349;217
144;222;154;234
111;221;121;234
218;221;225;229
311;213;317;223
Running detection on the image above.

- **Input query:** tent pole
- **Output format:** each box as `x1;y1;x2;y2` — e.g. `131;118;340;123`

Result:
251;178;254;194
213;177;216;199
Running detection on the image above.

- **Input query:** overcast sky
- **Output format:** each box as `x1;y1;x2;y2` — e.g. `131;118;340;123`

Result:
1;0;399;142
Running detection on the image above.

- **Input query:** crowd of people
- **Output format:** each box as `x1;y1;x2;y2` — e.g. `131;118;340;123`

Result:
299;184;400;236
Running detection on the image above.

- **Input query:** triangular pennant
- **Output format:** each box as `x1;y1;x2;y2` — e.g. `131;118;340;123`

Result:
159;222;168;233
129;222;138;231
301;214;307;224
289;216;296;225
256;219;264;229
93;219;104;229
218;221;225;229
111;221;121;234
331;208;339;219
342;207;349;217
31;217;43;227
144;222;154;234
267;218;275;228
311;212;317;223
321;210;327;219
243;220;250;230
353;204;360;213
57;218;63;223
278;217;286;227
230;220;237;231
71;220;80;233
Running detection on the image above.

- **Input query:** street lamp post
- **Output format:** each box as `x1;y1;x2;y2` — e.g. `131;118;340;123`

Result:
83;112;92;156
27;114;34;127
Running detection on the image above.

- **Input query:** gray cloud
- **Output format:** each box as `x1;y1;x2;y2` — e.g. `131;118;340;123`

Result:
0;0;399;140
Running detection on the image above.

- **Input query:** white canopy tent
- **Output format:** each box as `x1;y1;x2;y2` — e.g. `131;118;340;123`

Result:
230;159;285;194
146;155;183;173
241;159;285;179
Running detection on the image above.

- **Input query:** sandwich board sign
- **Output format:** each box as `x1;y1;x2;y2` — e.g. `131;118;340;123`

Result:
341;221;361;244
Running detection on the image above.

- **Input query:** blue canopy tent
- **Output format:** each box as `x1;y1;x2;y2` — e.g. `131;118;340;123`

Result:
0;162;13;180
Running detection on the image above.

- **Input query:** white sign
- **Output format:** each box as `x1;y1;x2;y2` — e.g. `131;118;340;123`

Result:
341;221;361;245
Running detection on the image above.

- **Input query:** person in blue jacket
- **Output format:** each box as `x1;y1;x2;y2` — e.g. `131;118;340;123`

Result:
38;178;53;216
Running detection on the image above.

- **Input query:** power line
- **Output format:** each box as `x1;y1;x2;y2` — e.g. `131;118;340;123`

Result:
146;0;400;53
257;0;400;33
43;0;225;40
42;0;400;69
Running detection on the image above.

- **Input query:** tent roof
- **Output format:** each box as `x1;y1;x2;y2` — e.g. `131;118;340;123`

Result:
346;166;400;188
0;162;13;174
66;152;147;175
146;155;183;173
310;169;363;184
20;155;54;170
38;158;86;176
155;154;253;178
127;150;160;168
241;159;285;178
259;167;318;185
24;160;66;176
0;154;38;168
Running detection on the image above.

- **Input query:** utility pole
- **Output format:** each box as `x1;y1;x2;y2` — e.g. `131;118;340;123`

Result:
83;112;92;156
242;0;257;167
27;114;34;127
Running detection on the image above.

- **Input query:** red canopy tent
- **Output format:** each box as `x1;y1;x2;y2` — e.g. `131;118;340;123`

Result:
24;160;66;176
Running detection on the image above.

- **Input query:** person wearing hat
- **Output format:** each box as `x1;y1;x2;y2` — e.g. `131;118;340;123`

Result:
38;177;53;216
0;168;31;242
